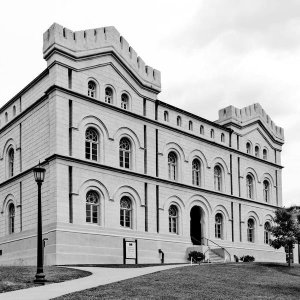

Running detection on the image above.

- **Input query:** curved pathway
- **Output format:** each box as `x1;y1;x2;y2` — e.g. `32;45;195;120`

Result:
0;264;190;300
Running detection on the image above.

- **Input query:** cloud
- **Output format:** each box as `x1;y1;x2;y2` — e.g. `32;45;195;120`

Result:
167;0;300;53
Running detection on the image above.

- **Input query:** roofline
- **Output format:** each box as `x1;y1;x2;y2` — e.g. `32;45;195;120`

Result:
0;68;49;114
45;48;161;93
156;100;231;132
222;121;284;146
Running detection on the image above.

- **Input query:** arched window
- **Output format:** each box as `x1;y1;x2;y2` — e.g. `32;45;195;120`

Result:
121;93;129;110
168;152;177;181
119;137;131;169
164;111;169;122
5;112;8;123
214;165;222;191
221;133;225;143
13;106;16;116
189;121;193;131
8;203;15;234
263;180;270;202
192;159;201;186
8;148;14;178
255;146;259;157
86;191;100;224
210;129;214;139
200;125;204;135
247;219;255;242
215;213;223;239
88;81;96;98
246;142;251;154
177;116;182;127
105;87;113;104
168;205;178;234
85;128;98;161
120;196;132;228
264;222;271;244
263;149;268;160
246;175;254;199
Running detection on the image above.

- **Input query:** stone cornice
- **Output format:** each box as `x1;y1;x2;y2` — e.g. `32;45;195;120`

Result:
47;84;283;169
46;154;280;210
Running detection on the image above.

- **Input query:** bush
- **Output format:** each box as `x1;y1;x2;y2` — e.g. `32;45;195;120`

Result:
188;251;205;263
240;255;255;262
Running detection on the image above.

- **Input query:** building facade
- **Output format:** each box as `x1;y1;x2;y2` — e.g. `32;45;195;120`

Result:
0;23;288;265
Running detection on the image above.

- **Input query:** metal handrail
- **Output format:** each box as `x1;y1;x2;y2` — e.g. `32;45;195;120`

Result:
201;237;231;259
190;235;231;261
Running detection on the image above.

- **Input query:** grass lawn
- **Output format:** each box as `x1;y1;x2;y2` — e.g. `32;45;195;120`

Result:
64;263;184;268
55;263;300;300
0;266;91;293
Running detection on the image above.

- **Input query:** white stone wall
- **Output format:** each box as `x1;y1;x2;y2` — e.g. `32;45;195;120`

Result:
0;24;287;265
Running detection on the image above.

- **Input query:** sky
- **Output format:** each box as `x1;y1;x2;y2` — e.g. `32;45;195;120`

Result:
0;0;299;207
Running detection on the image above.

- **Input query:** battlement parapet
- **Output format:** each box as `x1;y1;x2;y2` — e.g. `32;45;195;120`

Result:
43;23;161;91
217;103;284;142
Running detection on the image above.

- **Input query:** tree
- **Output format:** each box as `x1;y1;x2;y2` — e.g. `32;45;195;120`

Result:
270;207;300;267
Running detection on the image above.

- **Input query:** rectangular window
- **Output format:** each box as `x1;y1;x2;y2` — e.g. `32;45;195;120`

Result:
85;142;90;159
92;206;98;223
11;218;14;234
120;210;124;226
125;211;131;227
120;151;124;168
86;204;91;222
92;144;97;161
125;152;130;169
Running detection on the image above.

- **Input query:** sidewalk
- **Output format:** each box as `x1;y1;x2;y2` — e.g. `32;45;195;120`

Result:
0;264;189;300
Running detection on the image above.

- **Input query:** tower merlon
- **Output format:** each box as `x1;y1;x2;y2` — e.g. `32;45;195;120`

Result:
216;103;284;142
43;23;161;91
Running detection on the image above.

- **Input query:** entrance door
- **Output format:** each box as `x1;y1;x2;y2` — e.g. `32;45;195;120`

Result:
190;206;202;245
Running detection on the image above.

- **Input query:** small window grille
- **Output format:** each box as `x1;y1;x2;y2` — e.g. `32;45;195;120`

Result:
88;81;96;98
120;197;132;228
214;166;222;191
85;128;99;161
105;87;113;104
164;111;169;122
119;138;131;169
192;159;201;186
177;116;182;126
86;191;99;224
168;152;177;181
246;175;254;199
247;219;255;242
121;94;129;110
215;213;223;239
168;205;178;234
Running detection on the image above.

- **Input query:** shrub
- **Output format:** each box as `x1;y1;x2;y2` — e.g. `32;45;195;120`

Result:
240;255;255;262
188;251;205;263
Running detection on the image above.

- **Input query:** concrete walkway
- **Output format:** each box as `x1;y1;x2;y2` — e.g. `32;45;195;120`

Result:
0;264;189;300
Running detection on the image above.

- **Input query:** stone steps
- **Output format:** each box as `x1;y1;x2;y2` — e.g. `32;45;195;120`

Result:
209;249;225;263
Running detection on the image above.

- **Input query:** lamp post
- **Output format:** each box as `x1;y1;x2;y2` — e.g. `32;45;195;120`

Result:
33;163;46;284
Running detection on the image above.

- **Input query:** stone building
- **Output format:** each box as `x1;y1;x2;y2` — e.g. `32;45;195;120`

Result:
0;23;289;265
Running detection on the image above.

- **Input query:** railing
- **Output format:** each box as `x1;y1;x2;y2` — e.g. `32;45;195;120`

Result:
190;235;231;262
201;237;231;261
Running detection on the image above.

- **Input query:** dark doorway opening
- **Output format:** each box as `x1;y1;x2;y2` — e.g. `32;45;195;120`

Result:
190;206;202;245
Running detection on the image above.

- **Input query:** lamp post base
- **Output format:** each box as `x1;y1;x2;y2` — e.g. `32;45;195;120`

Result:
34;273;46;284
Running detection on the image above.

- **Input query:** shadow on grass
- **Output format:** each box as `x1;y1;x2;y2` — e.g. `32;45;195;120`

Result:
0;266;91;293
255;262;300;278
61;263;186;268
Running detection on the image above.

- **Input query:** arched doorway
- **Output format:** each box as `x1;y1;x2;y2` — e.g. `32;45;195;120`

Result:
190;206;203;245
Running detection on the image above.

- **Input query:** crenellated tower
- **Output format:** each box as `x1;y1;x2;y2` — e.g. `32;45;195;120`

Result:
216;103;284;144
43;23;161;92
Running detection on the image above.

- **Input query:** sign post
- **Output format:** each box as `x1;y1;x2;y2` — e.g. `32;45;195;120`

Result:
123;239;138;264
